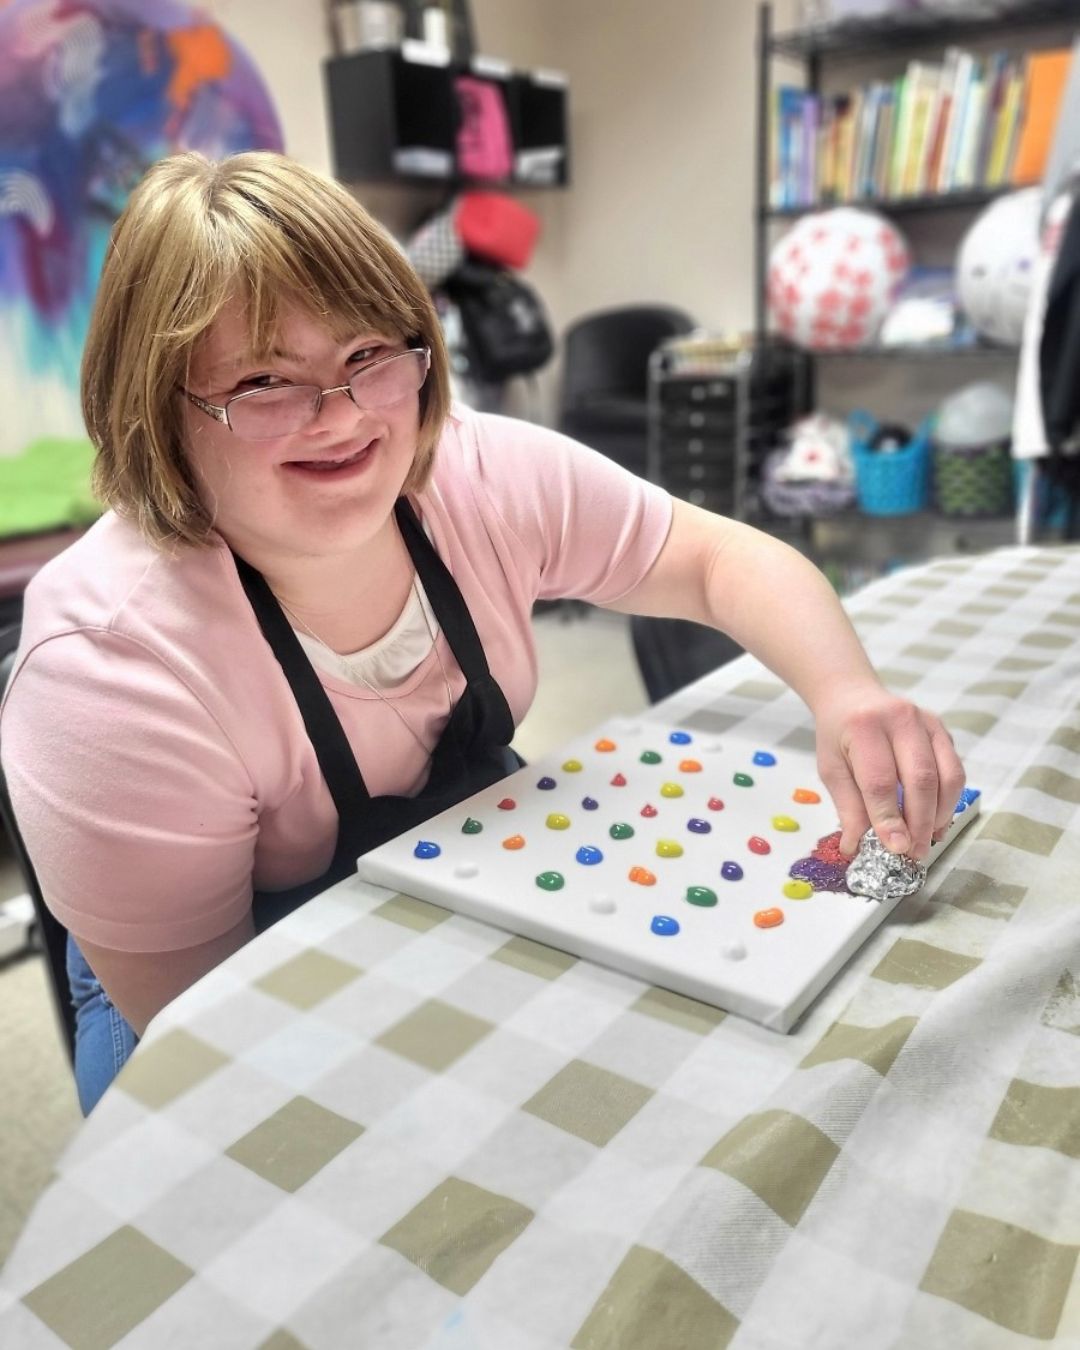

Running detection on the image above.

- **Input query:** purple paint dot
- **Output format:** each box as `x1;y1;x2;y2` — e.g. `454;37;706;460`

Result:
582;796;599;810
537;776;557;790
687;818;712;834
414;840;441;860
721;861;744;881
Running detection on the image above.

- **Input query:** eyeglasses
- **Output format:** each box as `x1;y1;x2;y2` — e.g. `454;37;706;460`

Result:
181;346;431;442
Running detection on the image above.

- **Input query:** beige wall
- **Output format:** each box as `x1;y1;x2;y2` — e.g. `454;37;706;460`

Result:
205;0;789;414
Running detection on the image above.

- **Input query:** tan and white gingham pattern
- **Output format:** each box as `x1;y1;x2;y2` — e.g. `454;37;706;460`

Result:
2;544;1078;1350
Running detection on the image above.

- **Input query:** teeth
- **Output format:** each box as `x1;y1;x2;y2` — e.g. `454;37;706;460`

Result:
298;446;370;471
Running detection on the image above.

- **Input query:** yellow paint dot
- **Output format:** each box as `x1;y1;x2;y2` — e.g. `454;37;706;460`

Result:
772;815;800;832
659;782;684;798
546;813;571;830
655;839;684;858
783;880;813;900
562;759;583;773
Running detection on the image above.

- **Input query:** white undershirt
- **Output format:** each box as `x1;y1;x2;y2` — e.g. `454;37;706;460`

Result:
292;577;441;690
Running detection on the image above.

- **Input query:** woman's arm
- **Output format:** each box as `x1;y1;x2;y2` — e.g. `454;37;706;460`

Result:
78;914;256;1037
609;499;966;859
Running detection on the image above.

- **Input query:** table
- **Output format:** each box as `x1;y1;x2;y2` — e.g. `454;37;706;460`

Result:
2;543;1079;1349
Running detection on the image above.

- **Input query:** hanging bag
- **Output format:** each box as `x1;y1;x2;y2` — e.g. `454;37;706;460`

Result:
445;261;553;383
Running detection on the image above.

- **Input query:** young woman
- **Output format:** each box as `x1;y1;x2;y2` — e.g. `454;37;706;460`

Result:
0;151;965;1112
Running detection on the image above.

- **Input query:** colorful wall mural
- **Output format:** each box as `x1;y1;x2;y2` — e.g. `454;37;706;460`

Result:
0;0;283;536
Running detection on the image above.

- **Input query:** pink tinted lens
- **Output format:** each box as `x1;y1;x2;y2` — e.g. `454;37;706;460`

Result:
349;350;428;409
228;385;320;439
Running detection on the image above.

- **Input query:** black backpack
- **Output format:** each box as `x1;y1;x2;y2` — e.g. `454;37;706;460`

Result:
446;261;554;383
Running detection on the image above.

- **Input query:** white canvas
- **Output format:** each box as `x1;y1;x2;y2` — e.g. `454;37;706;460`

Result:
356;718;980;1032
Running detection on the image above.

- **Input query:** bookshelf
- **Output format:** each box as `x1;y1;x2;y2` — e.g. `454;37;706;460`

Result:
753;1;1079;342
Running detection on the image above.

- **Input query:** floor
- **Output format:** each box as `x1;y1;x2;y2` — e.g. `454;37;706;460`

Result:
0;605;648;1268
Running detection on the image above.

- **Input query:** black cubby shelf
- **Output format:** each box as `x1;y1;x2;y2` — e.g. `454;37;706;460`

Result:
324;43;570;189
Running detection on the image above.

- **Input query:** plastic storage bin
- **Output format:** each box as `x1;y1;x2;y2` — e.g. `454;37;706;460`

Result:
849;411;931;516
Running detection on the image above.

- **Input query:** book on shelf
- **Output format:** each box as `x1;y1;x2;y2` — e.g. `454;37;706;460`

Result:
769;44;1072;212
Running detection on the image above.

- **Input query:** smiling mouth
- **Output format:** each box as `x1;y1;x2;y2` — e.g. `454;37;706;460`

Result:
285;441;377;473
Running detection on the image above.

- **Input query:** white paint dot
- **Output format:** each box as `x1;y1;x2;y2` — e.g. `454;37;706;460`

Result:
721;941;747;961
589;895;616;915
454;863;479;879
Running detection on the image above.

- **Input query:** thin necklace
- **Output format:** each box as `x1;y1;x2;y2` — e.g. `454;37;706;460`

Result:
279;577;455;760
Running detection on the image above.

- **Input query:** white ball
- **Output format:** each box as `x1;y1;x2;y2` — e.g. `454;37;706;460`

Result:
956;189;1041;345
768;208;910;351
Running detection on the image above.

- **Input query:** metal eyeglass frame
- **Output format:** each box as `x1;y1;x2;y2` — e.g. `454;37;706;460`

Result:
180;346;431;439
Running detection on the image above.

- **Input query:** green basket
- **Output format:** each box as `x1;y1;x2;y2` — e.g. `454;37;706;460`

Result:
933;440;1014;518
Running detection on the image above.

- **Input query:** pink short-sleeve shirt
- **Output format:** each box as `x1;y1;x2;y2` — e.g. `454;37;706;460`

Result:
1;406;673;951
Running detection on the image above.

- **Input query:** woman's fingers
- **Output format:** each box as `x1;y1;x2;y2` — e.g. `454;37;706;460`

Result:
819;700;968;862
926;714;966;846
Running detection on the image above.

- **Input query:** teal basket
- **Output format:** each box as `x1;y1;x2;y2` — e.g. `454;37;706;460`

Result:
850;411;932;516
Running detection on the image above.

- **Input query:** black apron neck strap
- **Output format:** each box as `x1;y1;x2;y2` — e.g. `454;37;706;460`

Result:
232;553;372;819
395;497;492;688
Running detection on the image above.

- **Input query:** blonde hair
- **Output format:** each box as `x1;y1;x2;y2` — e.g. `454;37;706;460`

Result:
83;150;451;546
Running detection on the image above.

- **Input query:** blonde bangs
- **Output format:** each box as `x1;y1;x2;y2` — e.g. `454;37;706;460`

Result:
86;151;450;546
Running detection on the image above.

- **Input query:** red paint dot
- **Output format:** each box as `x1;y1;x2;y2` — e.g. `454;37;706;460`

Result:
748;836;771;855
611;773;627;787
641;804;658;818
708;797;725;811
497;798;516;810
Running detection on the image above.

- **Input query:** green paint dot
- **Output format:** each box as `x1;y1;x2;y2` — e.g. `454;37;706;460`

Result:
609;822;635;840
640;750;662;764
462;817;483;834
536;871;565;891
686;886;718;907
734;772;754;787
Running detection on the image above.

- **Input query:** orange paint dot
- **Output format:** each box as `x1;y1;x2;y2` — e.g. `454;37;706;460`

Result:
753;907;785;928
628;866;657;886
502;835;526;850
678;759;703;773
793;788;821;804
595;738;617;752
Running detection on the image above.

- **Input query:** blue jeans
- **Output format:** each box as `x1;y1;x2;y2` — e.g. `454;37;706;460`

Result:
66;935;138;1116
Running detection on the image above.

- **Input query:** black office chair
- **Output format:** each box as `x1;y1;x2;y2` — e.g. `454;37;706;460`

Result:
0;625;76;1063
631;616;744;705
558;305;696;479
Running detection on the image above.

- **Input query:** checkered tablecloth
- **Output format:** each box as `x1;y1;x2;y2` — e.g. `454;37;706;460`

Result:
3;544;1079;1350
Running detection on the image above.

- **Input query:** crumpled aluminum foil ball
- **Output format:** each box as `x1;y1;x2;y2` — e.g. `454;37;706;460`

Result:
845;828;927;902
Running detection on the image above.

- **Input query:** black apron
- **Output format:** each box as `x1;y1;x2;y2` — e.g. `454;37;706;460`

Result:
233;497;518;933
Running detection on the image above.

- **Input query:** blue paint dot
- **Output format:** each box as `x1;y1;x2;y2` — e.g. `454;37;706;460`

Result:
753;751;777;767
669;731;692;745
651;915;680;937
414;840;441;860
576;845;604;865
582;796;599;810
537;776;557;790
687;818;712;834
721;861;744;881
